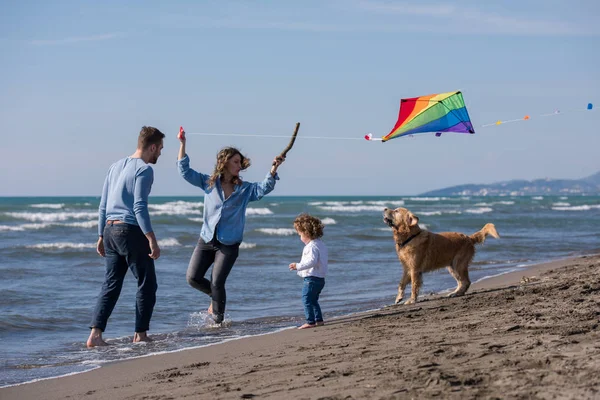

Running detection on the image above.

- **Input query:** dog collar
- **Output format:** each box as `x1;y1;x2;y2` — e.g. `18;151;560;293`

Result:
399;231;421;248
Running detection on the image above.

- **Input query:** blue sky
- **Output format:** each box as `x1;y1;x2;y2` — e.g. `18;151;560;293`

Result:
1;0;598;196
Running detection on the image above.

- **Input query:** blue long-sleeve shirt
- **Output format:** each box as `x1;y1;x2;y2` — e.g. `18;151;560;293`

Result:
177;154;278;245
98;157;154;236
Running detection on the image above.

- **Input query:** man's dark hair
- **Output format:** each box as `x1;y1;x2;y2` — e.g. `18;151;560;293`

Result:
138;126;165;149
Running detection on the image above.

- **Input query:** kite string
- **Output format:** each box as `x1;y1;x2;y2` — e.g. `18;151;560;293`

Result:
481;107;593;127
186;132;364;140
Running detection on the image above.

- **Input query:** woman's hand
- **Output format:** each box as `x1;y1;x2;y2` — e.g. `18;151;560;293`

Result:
178;127;187;160
178;126;186;143
289;262;297;271
270;156;285;176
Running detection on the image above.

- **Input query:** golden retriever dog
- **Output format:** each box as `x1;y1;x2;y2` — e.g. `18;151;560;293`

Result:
383;207;499;305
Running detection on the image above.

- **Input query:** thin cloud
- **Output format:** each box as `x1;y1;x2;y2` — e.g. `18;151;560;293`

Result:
356;0;599;36
29;33;121;46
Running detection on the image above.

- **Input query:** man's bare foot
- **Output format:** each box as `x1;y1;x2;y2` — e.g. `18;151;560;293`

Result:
316;321;325;326
133;332;153;343
86;328;109;348
298;323;317;330
207;302;213;314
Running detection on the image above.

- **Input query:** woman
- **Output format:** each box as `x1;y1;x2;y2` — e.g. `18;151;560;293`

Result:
177;128;285;323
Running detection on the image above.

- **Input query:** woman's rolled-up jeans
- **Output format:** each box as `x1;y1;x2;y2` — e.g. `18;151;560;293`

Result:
186;236;239;323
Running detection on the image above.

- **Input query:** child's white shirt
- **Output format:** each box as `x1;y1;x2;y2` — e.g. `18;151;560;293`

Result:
296;238;328;278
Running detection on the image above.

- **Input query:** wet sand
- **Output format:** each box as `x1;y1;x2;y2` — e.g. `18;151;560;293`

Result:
2;254;599;399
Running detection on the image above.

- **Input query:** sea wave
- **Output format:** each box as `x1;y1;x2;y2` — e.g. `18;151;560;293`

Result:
26;242;96;250
149;201;203;216
246;208;273;215
317;205;384;212
4;212;98;222
255;228;296;236
0;220;97;232
188;217;204;223
474;201;515;206
404;197;448;201
532;196;544;200
551;202;571;207
365;200;405;207
30;204;65;209
321;217;336;225
465;207;493;214
240;242;256;249
158;238;182;247
551;205;600;211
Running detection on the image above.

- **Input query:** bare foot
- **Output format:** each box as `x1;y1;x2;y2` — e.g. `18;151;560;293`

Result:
298;323;317;330
316;321;325;326
86;328;109;348
207;302;213;314
133;332;153;343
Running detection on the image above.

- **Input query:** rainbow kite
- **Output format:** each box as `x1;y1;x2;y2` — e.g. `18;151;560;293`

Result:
366;91;475;142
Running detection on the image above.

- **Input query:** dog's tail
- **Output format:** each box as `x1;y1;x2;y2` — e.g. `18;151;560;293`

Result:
470;223;500;245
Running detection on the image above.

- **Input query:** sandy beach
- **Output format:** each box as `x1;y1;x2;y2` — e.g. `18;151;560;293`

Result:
2;254;599;400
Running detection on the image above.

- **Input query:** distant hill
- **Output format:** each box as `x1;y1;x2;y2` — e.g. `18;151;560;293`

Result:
421;171;600;196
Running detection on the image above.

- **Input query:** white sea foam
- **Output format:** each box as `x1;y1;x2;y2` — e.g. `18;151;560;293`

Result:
63;220;98;228
5;211;98;222
30;203;65;209
158;238;182;247
559;196;568;200
317;205;383;212
465;207;493;214
239;242;256;249
405;197;448;201
0;220;97;232
256;228;296;236
418;211;442;216
308;201;323;206
0;223;52;232
532;196;544;200
188;217;204;223
149;201;203;216
552;202;570;207
245;208;273;215
475;201;514;206
26;242;96;250
365;200;405;207
321;217;336;225
551;205;600;211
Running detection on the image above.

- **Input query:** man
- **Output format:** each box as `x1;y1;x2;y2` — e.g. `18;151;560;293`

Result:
87;126;165;348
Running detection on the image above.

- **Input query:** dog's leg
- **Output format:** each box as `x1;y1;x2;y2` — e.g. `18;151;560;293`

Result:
404;270;422;305
449;255;472;297
446;265;462;297
395;270;410;304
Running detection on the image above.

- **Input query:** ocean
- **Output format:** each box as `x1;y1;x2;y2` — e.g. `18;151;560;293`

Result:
1;195;599;387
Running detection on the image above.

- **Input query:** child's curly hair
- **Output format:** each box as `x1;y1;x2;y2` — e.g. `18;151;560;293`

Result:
293;213;324;240
208;147;251;188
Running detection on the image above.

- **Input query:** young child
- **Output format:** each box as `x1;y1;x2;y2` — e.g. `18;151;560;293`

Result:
289;213;328;329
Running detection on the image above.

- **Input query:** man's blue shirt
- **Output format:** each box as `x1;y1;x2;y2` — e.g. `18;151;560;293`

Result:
177;154;278;245
98;157;154;236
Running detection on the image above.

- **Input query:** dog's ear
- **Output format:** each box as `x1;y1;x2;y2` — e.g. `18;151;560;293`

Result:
408;213;419;227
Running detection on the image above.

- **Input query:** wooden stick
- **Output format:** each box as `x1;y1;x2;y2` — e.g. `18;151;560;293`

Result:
273;122;300;165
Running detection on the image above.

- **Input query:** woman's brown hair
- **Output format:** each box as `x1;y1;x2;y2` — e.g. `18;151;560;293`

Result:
293;213;324;240
208;147;251;188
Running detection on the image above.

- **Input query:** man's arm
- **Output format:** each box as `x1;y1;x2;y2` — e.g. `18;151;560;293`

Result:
96;173;109;257
134;167;160;260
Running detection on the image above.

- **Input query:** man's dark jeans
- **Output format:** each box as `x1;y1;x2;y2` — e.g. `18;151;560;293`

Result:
90;222;157;333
